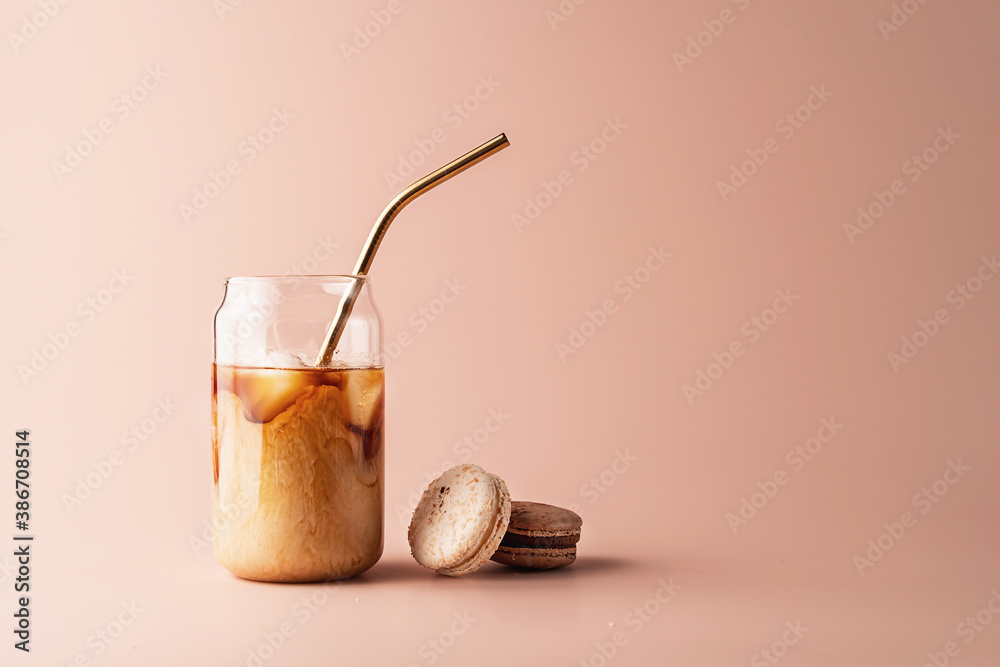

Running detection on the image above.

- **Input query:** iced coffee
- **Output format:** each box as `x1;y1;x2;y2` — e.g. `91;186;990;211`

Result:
212;364;384;582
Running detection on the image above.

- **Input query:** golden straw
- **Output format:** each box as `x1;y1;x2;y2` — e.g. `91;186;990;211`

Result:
314;133;510;366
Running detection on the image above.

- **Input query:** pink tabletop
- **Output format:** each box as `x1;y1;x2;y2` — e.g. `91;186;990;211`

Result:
2;1;999;665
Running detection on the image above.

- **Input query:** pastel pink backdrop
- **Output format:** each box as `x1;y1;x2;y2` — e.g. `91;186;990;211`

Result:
1;1;998;665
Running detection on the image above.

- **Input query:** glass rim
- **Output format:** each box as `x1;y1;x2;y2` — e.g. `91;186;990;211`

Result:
224;274;371;285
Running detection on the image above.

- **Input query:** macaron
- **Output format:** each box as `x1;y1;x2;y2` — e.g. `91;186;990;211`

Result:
408;464;511;577
490;501;582;570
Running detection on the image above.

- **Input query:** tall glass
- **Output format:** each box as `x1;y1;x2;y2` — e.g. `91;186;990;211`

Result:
212;276;384;582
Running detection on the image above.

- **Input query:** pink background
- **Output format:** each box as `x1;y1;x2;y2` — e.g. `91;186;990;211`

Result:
2;0;999;665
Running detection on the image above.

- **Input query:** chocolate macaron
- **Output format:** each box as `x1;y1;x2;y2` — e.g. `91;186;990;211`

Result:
490;501;582;570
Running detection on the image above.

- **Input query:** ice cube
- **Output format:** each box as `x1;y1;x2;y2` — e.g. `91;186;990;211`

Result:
340;370;384;431
237;368;313;423
263;349;308;369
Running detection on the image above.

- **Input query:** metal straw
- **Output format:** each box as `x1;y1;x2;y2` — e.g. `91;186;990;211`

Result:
314;133;510;367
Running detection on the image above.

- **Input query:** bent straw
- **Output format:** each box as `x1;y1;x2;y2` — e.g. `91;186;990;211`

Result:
314;132;510;366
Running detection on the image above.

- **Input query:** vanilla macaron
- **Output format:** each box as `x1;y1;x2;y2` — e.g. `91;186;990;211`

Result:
408;464;511;577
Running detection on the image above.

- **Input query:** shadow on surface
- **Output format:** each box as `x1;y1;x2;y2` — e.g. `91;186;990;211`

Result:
351;554;638;584
474;555;636;580
213;555;641;588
